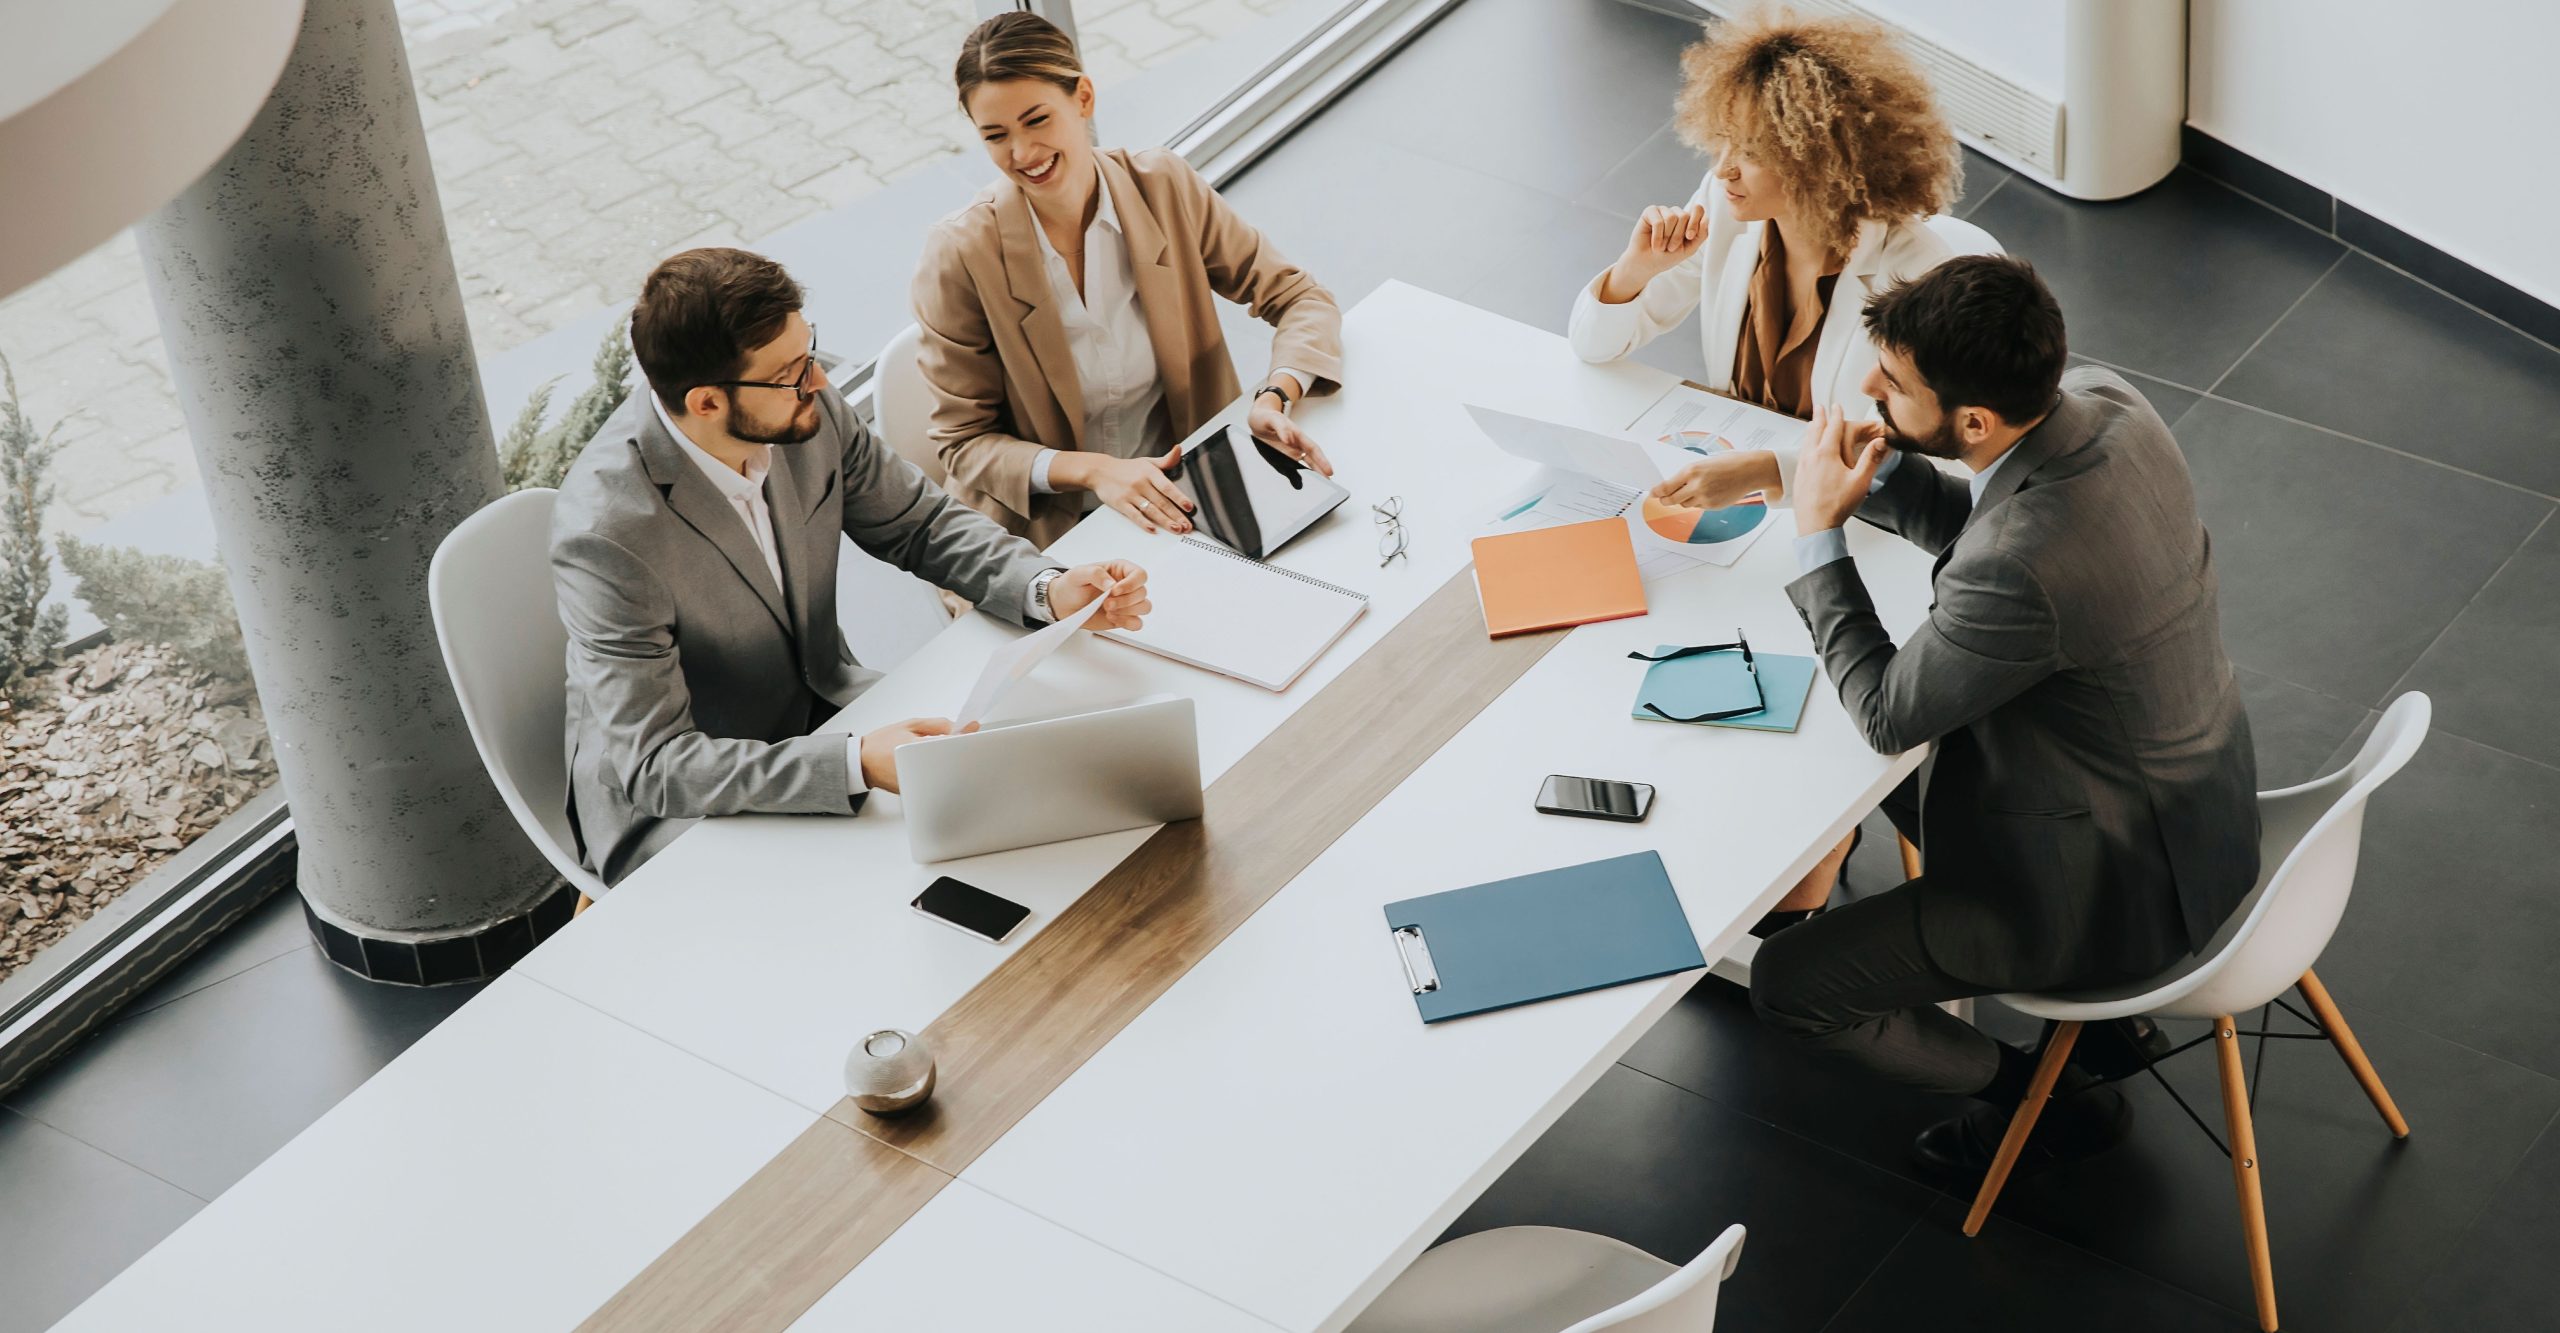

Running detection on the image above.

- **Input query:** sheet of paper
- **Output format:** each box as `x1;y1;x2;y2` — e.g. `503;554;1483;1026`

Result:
1471;400;1776;576
1626;383;1806;455
1620;385;1792;570
1484;467;1642;533
1465;405;1663;492
954;581;1109;728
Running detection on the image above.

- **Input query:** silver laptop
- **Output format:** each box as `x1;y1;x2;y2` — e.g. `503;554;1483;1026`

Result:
897;694;1205;863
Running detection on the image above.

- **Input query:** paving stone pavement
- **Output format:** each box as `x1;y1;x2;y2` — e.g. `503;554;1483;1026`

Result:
0;0;1286;538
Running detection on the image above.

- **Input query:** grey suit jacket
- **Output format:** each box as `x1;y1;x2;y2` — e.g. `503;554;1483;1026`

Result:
1785;367;2260;985
550;386;1054;885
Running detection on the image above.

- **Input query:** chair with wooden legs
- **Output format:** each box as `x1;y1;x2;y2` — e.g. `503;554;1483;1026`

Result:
1962;693;2430;1332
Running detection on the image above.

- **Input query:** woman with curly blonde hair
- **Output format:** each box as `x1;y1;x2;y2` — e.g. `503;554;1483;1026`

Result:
1571;8;1978;498
1573;8;1983;935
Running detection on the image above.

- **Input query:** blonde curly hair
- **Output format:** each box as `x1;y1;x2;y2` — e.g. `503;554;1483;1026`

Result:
1674;6;1959;260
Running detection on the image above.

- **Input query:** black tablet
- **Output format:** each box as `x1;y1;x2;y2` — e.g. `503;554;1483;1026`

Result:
1163;425;1351;560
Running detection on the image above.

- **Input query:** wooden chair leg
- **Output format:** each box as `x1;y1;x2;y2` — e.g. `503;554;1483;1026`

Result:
1962;1020;2081;1236
2296;970;2408;1139
1897;832;1923;881
574;893;593;917
2214;1016;2281;1332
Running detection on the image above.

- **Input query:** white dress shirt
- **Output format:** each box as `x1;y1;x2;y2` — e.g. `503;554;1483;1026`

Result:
1022;167;1299;494
653;390;781;589
1028;169;1164;493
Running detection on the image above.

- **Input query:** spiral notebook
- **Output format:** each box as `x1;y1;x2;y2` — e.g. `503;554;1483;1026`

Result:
1100;534;1368;692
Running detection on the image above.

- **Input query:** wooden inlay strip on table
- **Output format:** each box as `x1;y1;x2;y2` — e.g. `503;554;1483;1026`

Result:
584;568;1568;1329
580;1118;949;1332
834;568;1565;1168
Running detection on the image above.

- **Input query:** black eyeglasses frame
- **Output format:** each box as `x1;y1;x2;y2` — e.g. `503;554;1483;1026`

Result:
1627;628;1765;722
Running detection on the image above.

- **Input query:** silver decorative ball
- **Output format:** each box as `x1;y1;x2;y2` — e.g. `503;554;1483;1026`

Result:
844;1028;937;1115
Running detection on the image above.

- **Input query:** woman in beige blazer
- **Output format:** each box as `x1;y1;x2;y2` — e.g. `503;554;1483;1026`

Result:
913;13;1345;548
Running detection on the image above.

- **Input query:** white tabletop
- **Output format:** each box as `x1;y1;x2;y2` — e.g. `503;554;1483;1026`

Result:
66;283;1936;1330
512;281;1679;1115
54;973;817;1332
790;1179;1284;1331
956;498;1928;1333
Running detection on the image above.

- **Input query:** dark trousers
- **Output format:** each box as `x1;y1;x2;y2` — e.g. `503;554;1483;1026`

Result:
1749;779;2062;1097
1750;879;2010;1096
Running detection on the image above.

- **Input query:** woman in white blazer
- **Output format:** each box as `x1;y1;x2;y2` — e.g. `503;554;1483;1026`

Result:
1572;9;1977;933
1570;8;1976;514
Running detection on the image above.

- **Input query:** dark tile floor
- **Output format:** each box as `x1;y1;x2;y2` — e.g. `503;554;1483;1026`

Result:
8;2;2560;1330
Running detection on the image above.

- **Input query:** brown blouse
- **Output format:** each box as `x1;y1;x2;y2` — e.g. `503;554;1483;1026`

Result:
1730;224;1841;418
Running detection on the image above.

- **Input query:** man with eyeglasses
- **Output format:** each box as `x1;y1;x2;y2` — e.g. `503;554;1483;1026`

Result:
551;247;1150;886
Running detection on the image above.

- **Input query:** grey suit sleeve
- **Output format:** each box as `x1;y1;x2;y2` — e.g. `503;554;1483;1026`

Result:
822;389;1056;627
1851;449;1974;556
554;528;858;818
1785;547;2061;755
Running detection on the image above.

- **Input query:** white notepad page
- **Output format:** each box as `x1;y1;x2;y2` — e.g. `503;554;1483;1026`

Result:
1100;535;1368;692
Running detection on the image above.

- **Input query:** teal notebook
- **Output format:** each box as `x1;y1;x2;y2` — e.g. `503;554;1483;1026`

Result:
1630;644;1819;733
1384;851;1705;1024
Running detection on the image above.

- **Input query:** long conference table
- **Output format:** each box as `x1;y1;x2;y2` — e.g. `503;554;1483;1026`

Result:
59;282;1932;1332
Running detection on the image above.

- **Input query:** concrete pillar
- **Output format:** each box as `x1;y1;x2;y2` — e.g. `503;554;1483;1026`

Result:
135;0;557;955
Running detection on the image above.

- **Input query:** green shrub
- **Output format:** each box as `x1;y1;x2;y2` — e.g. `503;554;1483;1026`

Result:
0;355;68;706
55;535;248;683
500;322;634;492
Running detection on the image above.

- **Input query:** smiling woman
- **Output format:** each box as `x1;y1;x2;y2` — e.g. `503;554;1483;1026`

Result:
907;12;1348;549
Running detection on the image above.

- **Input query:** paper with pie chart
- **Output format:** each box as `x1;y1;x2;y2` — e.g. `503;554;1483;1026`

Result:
1627;385;1811;562
1467;396;1802;577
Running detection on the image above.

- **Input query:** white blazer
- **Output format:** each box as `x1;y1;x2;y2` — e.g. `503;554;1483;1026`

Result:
1569;177;2000;488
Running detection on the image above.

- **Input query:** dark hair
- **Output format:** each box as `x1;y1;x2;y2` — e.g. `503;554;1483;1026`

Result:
630;248;805;412
954;12;1084;115
1861;255;2066;424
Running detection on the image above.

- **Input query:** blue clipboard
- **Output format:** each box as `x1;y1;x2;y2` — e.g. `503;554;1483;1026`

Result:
1384;851;1705;1024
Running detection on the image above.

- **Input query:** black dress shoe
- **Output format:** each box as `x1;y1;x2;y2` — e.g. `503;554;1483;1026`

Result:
1912;1082;2133;1181
1748;906;1821;939
1749;827;1864;938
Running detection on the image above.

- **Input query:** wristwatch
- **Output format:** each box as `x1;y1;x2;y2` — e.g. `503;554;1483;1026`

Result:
1030;567;1064;620
1253;381;1294;412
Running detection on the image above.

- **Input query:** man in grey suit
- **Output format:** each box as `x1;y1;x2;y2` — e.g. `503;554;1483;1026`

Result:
552;248;1151;885
1749;256;2259;1176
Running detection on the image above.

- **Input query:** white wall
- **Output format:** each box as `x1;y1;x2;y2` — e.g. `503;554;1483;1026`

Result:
2188;0;2560;306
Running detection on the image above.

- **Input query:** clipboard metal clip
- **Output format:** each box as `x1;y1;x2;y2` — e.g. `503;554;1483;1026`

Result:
1392;925;1440;994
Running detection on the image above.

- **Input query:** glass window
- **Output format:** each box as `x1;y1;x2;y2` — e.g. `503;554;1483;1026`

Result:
0;232;274;990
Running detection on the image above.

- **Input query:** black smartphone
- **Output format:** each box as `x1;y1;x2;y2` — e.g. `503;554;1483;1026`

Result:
911;876;1033;944
1535;774;1655;823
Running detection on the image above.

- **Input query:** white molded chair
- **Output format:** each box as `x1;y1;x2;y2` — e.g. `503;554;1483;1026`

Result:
1923;212;2004;258
428;488;608;902
1346;1224;1745;1333
1968;693;2431;1333
873;322;942;484
845;321;965;662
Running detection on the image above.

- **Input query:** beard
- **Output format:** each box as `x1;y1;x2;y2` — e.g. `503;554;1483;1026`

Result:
1873;398;1962;460
726;398;821;446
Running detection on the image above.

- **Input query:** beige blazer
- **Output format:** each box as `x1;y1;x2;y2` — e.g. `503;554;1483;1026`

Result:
911;147;1345;547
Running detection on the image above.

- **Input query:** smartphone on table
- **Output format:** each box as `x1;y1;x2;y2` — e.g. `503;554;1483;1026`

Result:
911;876;1033;943
1535;774;1655;823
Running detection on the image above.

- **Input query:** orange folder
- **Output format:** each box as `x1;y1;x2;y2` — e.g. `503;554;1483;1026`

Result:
1470;518;1648;638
